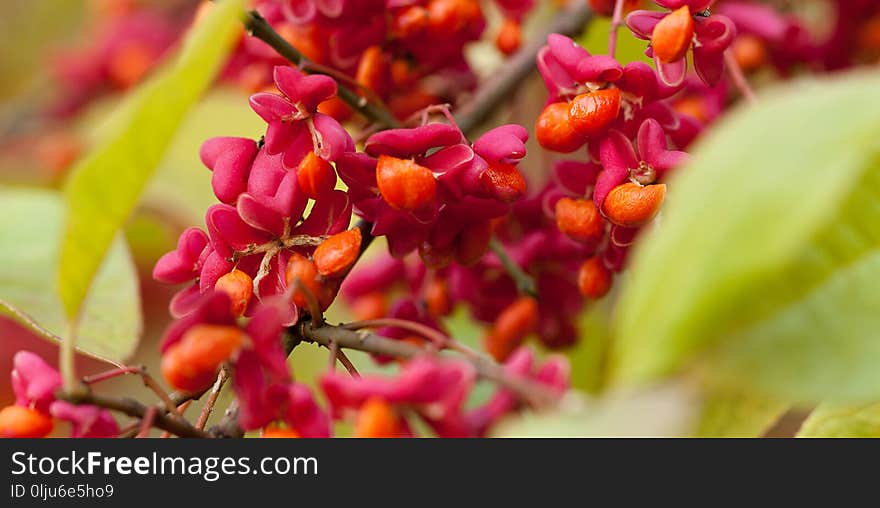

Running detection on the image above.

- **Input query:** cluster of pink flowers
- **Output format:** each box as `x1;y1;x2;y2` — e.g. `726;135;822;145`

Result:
0;352;118;438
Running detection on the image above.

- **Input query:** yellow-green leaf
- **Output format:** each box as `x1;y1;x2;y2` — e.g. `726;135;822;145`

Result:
693;386;787;437
0;187;140;363
797;403;880;438
56;0;246;320
611;71;880;402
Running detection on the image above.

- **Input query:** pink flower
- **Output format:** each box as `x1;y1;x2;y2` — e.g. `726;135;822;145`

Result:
595;118;689;210
11;351;62;413
627;8;736;86
249;66;354;168
9;351;119;438
50;402;119;438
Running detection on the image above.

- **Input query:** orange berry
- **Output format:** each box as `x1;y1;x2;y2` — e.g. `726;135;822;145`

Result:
376;155;437;211
651;6;694;63
568;88;621;139
214;270;254;317
427;0;482;34
351;292;388;320
0;406;53;438
484;296;539;362
673;96;707;123
602;182;666;227
285;252;325;310
108;41;154;89
354;398;401;438
161;324;245;392
297;151;337;199
314;228;362;278
577;257;612;299
732;34;768;73
392;6;429;39
317;96;353;122
277;23;326;63
536;102;584;153
388;87;440;119
424;277;452;317
495;18;522;56
355;46;388;95
555;197;605;243
261;425;301;438
390;59;419;88
480;161;527;203
860;15;880;56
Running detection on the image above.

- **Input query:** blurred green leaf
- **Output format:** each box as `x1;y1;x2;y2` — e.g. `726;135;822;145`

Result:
612;72;880;402
797;403;880;437
494;384;697;437
0;187;140;363
144;89;264;224
693;387;786;437
56;0;246;321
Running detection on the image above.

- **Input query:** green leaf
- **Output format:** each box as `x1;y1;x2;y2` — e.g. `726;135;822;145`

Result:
0;187;140;363
693;386;787;437
797;403;880;437
611;71;880;402
56;0;246;320
494;384;697;437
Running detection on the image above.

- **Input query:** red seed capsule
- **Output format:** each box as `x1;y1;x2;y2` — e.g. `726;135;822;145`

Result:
355;397;401;438
495;18;522;55
484;296;539;362
161;324;245;392
214;270;253;317
602;182;667;228
424;278;452;317
456;220;493;266
554;197;605;243
314;228;362;278
376;155;437;211
578;257;612;299
480;161;527;203
651;6;694;63
568;88;621;139
297;151;336;199
0;405;53;438
261;425;301;438
285;252;325;310
355;45;388;95
351;292;388;321
536;102;584;153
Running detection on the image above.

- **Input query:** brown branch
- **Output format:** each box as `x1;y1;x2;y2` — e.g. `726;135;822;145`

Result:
454;1;594;135
299;323;559;408
59;391;210;438
196;366;229;430
243;10;401;130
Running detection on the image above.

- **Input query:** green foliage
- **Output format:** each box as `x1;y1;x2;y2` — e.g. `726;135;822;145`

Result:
797;403;880;437
0;187;140;363
693;386;786;437
56;0;246;322
611;71;880;403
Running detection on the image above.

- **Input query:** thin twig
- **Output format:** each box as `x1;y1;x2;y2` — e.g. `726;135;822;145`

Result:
59;392;210;438
196;367;229;430
724;50;758;104
489;238;538;297
243;10;401;130
83;365;183;420
300;323;558;408
608;0;625;57
137;407;158;438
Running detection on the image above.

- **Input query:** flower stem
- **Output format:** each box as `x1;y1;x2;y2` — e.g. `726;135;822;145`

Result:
608;0;626;58
724;50;758;104
490;238;538;298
